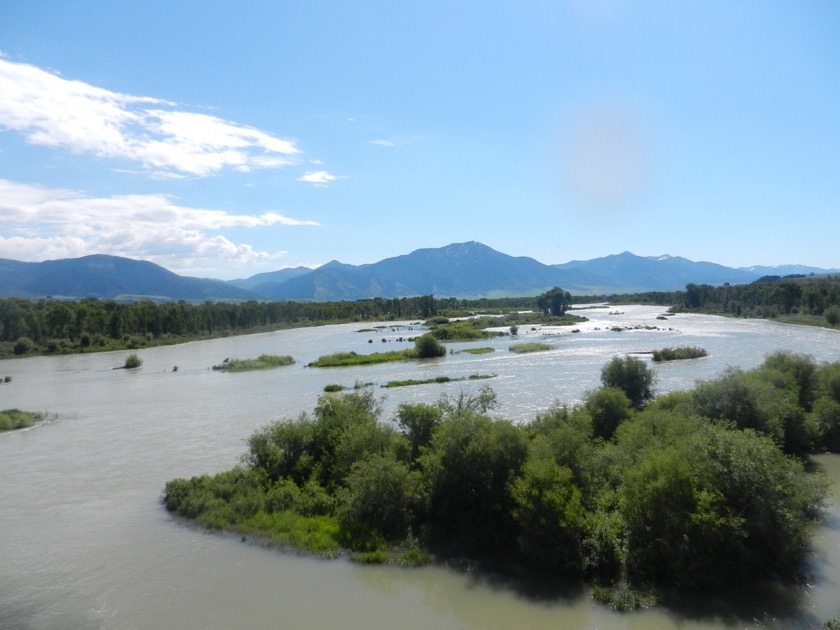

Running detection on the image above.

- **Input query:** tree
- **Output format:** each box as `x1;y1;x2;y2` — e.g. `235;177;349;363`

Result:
586;386;632;440
337;454;422;545
511;456;588;574
397;403;442;461
536;287;572;317
421;412;528;553
600;356;655;410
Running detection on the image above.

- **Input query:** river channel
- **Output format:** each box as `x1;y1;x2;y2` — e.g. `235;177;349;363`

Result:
1;305;839;628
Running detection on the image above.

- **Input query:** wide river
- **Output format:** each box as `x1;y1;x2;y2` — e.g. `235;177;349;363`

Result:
1;305;839;629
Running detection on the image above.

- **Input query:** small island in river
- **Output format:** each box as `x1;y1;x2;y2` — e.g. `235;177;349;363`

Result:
164;351;838;610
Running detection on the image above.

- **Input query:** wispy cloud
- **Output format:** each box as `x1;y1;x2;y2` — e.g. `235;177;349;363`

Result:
0;179;319;276
0;58;301;177
370;139;395;147
297;170;338;185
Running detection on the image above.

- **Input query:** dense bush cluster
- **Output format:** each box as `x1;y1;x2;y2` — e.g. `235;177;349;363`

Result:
164;352;835;594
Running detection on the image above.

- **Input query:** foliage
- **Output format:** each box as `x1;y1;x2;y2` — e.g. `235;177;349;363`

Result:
0;409;44;432
0;294;572;359
383;374;496;388
510;456;588;574
164;352;833;594
308;350;415;367
459;347;494;354
337;454;422;546
509;342;552;354
585;387;632;440
600;356;655;410
123;353;142;369
212;354;295;371
536;287;572;317
414;333;446;358
651;346;708;362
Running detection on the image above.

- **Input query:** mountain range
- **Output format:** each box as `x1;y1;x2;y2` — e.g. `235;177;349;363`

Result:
2;242;837;302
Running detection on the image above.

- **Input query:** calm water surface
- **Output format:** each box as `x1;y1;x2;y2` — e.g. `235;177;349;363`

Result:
1;305;839;629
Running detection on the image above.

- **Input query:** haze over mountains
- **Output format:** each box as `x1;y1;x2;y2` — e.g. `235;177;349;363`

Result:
2;242;837;302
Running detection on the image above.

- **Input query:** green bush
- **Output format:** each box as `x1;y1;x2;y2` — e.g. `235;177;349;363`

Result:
13;337;36;356
124;353;143;369
0;409;44;432
414;333;446;358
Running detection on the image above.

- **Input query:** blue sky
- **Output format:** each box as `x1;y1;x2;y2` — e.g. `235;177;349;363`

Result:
1;1;838;280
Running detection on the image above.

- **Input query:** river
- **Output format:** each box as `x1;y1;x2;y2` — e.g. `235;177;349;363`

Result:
1;305;839;629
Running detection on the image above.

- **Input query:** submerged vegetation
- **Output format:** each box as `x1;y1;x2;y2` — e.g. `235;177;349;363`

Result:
383;374;496;388
509;342;553;354
164;351;836;602
0;409;44;432
213;355;295;371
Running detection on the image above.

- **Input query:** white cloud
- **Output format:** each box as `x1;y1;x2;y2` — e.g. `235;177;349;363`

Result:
370;139;395;147
298;170;338;185
0;179;319;277
0;58;301;177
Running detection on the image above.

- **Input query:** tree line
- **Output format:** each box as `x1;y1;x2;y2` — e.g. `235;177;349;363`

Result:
164;351;836;604
610;276;840;323
0;289;574;358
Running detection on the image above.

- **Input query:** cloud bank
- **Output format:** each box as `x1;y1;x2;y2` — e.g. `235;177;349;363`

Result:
0;58;300;177
0;179;320;277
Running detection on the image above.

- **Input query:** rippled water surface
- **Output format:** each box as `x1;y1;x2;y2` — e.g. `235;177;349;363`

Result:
1;305;839;629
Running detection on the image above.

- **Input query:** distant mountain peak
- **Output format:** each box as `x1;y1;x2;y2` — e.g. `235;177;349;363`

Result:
2;243;836;302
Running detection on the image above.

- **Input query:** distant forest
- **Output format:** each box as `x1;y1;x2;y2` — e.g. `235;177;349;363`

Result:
1;276;838;358
615;275;840;323
0;294;534;357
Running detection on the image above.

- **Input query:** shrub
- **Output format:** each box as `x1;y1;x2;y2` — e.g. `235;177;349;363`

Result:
124;353;143;369
13;337;36;355
414;333;446;358
0;409;44;432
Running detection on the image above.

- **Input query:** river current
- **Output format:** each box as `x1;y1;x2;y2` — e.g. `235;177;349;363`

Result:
1;305;839;629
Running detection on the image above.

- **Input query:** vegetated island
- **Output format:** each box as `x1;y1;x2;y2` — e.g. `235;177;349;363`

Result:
308;334;446;367
509;342;553;354
213;355;295;371
0;409;45;432
163;351;837;610
383;374;496;388
651;346;708;362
